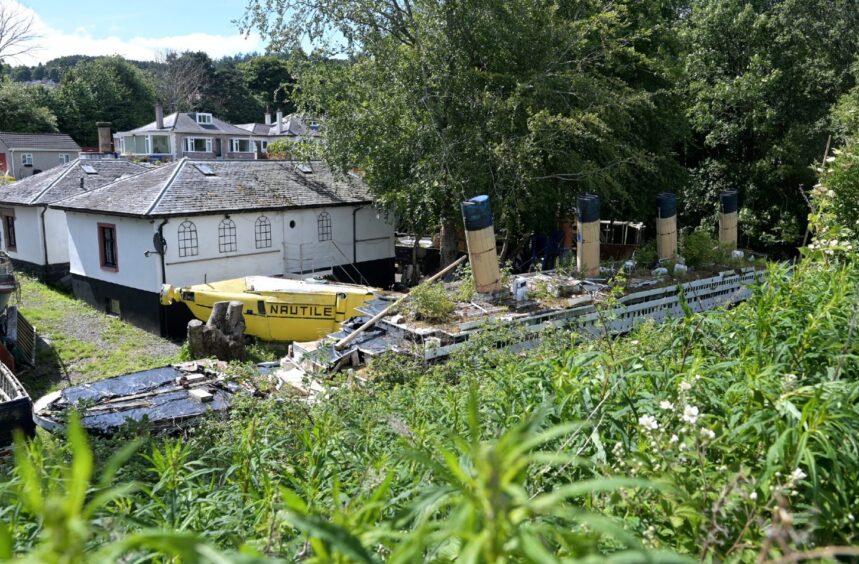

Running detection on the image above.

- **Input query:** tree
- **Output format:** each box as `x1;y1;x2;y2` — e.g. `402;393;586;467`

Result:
200;58;264;123
681;0;859;250
243;0;687;266
154;50;215;113
52;56;156;146
0;79;57;132
238;55;295;113
0;1;36;62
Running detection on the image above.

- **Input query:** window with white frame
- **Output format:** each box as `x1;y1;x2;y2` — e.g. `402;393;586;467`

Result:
255;216;272;248
218;218;237;253
21;154;33;166
317;211;332;241
178;221;198;257
151;135;170;153
184;138;212;153
260;140;268;153
59;154;70;164
230;138;252;153
196;113;213;125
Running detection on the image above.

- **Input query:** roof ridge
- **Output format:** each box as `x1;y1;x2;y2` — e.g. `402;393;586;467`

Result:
145;158;187;215
29;159;79;205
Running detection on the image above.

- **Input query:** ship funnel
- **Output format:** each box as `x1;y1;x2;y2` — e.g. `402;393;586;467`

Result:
577;194;600;277
461;195;502;294
719;190;739;249
656;192;677;260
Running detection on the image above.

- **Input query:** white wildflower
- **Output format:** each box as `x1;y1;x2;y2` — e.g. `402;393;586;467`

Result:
659;400;675;411
669;434;679;443
701;428;716;440
749;491;758;500
682;405;700;425
679;381;692;392
849;514;855;522
638;414;659;431
631;340;640;345
827;189;836;197
790;467;807;482
694;374;702;381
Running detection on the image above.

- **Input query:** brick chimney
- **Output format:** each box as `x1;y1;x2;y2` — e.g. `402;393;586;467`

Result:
155;103;164;129
96;122;112;153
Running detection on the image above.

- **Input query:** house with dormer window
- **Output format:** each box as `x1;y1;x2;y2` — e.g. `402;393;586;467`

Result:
114;104;257;161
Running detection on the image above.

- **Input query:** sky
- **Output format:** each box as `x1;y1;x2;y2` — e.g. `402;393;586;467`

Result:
7;0;267;65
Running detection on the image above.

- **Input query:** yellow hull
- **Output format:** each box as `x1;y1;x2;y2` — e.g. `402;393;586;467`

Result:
161;276;375;342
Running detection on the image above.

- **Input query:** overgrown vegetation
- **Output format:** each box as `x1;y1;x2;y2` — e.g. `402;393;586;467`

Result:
405;280;455;322
16;276;180;397
1;230;857;561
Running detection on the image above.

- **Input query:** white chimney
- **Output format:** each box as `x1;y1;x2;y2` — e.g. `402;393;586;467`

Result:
155;103;164;129
276;110;283;135
264;110;272;126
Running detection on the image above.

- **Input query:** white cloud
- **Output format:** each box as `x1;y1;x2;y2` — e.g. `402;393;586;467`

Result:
3;1;264;65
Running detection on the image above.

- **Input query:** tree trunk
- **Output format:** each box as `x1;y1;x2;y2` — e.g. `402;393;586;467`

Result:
439;216;459;275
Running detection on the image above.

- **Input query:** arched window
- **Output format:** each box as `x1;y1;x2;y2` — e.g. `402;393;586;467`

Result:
255;215;272;248
218;218;237;253
178;221;198;257
317;211;332;241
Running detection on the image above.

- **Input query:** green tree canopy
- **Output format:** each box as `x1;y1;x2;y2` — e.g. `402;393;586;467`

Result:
681;0;859;249
0;79;58;133
52;56;156;146
238;54;295;113
244;0;687;263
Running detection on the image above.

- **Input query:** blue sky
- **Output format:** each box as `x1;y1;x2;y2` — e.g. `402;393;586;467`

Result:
12;0;266;64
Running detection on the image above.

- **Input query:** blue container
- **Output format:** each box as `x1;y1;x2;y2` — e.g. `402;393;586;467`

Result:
461;195;494;231
577;194;600;223
657;192;677;218
720;190;738;214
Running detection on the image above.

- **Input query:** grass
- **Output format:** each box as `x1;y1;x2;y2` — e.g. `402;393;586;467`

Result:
15;275;181;398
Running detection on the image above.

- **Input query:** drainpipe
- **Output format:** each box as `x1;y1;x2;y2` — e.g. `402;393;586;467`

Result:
157;218;169;284
352;206;364;264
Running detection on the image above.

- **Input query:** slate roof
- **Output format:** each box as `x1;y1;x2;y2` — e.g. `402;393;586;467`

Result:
122;112;250;136
0;159;147;206
0;132;80;151
53;159;373;218
236;114;322;138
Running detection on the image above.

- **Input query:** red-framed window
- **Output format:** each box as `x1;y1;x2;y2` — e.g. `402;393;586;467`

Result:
98;222;118;271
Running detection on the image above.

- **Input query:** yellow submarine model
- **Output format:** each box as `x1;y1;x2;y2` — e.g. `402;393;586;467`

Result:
160;276;376;342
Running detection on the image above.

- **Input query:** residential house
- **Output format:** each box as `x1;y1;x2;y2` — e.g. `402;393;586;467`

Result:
235;111;322;155
0;132;81;179
52;159;396;338
0;158;146;282
113;106;257;161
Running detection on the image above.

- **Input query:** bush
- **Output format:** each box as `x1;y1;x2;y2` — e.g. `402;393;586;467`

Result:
405;280;455;321
681;228;722;267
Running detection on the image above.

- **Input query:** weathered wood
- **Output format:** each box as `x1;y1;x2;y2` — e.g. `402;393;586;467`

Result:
187;301;246;361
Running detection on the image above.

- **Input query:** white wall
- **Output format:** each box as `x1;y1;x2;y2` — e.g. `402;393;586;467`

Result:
163;206;395;287
3;205;45;265
67;211;163;293
66;205;396;291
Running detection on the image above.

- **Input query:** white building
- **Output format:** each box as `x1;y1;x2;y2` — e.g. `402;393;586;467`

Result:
0;158;146;282
53;159;395;337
